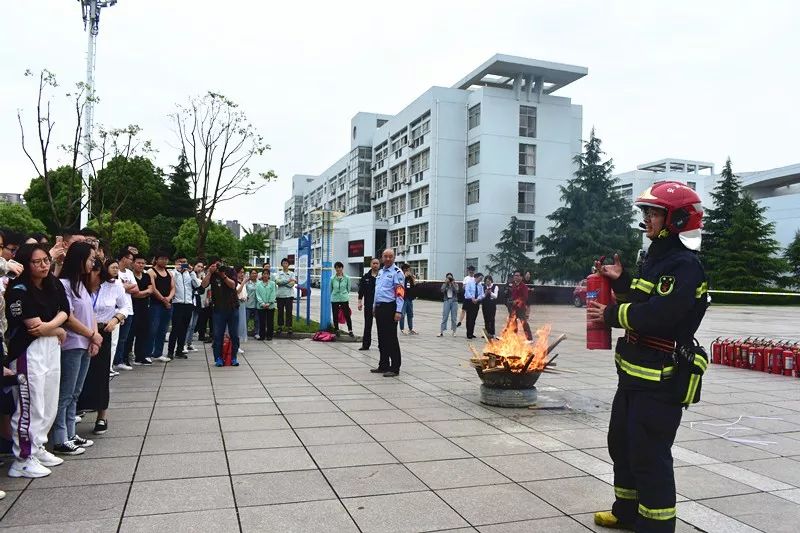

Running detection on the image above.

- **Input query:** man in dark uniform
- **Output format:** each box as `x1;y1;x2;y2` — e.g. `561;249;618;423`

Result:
357;258;380;351
588;182;709;532
371;249;404;377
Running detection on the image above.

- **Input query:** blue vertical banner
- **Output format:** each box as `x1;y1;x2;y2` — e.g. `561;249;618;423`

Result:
296;234;312;325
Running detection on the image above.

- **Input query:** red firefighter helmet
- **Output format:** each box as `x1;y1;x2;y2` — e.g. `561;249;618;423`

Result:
635;181;703;250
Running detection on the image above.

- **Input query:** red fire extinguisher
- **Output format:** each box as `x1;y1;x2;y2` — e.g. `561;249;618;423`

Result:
711;338;723;365
586;261;612;350
721;339;731;366
222;335;233;366
783;350;794;377
753;345;765;372
770;346;784;374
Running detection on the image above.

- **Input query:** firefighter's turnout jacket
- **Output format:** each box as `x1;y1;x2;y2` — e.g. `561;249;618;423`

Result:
602;236;709;393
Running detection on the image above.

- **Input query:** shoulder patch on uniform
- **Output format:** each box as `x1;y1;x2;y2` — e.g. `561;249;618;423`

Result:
657;275;675;296
9;299;22;317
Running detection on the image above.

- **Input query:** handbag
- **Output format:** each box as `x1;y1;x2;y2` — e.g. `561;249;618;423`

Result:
337;307;347;324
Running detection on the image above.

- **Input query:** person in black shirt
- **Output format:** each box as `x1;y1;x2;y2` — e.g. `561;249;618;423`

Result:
357;258;380;350
4;244;69;478
129;255;154;365
399;264;417;335
201;257;240;367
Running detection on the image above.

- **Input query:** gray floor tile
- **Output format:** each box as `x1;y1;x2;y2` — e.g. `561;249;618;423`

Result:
548;428;609;449
700;492;800;533
424;419;504;438
307;442;397;468
407;458;510;489
239;500;358;533
0;519;122;532
438;483;561;526
69;436;144;459
383;438;472;462
30;456;137;488
362;421;441;441
224;428;302;450
233;470;335;506
324;464;427;498
150;404;218;419
142;431;223;455
523;476;614;514
135;450;228;481
0;483;128;526
227;446;316;475
478;516;591;532
296;425;375;445
482;452;584;482
347;409;416;425
449;434;537;456
405;406;473;421
120;509;240;533
677;437;778;462
674;465;759;499
343;490;469;532
285;411;356;428
735;456;800;486
125;476;234;516
276;399;340;414
219;414;290;432
217;402;280;417
147;417;221;435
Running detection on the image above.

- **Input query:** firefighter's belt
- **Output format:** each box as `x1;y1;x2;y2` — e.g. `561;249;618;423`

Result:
615;353;675;382
625;331;676;353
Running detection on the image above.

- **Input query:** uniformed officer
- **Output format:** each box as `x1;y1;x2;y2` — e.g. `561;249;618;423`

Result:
371;248;405;377
587;181;709;532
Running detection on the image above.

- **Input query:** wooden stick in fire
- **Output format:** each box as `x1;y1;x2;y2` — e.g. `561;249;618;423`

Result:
521;333;567;373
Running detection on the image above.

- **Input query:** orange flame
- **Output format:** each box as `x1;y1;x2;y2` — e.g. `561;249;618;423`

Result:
482;319;552;372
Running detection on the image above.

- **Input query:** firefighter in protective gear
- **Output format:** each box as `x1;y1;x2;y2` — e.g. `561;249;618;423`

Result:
587;181;709;532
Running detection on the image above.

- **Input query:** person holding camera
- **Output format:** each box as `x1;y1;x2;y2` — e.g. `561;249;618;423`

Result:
201;257;240;367
438;273;459;337
167;255;197;360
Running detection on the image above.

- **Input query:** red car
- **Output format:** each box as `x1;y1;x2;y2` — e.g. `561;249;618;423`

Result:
573;278;616;307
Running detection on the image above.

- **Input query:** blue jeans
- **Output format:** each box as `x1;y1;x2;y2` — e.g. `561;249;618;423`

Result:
53;348;90;445
185;308;199;346
212;308;240;363
400;299;414;330
441;298;458;332
148;303;173;357
246;307;259;336
113;317;133;365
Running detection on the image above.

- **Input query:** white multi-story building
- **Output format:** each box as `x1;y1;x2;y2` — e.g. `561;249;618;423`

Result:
277;54;587;279
615;160;800;250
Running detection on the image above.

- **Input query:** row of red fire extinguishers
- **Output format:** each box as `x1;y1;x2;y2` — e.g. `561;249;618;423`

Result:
710;338;800;377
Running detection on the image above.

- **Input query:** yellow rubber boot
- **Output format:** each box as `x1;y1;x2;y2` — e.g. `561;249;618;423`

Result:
594;511;632;530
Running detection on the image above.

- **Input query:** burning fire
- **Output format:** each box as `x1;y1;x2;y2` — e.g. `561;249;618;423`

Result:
470;319;555;374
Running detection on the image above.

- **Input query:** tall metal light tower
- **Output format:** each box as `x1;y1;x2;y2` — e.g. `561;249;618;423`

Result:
78;0;118;228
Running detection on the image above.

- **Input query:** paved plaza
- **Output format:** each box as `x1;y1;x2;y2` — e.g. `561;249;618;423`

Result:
1;298;799;532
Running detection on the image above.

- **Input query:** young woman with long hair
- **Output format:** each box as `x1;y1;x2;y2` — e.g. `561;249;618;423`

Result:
55;241;101;456
4;243;69;478
78;258;127;435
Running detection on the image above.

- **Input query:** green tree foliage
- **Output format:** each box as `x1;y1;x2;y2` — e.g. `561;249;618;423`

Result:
87;213;150;256
712;194;787;290
784;230;800;287
536;130;639;282
486;217;535;282
239;231;267;265
0;202;47;234
172;218;239;262
167;153;196;220
141;214;178;258
92;154;166;224
703;158;742;275
23;166;82;234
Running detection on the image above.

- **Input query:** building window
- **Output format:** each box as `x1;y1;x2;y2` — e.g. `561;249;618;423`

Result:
410;149;430;175
518;220;535;252
615;183;633;200
468;142;480;167
687;181;696;190
408;223;429;245
390;129;407;153
406;259;428;280
389;163;407;191
389;196;406;216
409;186;429;210
518;182;535;214
519;144;536;175
468;104;481;129
467;181;480;205
519;105;537;138
389;228;406;248
410;111;431;148
374;203;387;220
374;172;388;191
466;219;479;243
377;118;388;127
465;257;479;271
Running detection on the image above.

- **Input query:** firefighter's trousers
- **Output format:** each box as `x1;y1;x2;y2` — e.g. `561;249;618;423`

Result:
608;388;682;532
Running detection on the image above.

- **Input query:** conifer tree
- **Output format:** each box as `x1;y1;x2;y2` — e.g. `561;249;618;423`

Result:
703;157;742;275
486;216;535;282
784;230;800;287
536;129;639;282
167;152;196;220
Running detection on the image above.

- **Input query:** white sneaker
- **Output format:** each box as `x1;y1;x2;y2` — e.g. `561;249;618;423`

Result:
114;364;133;371
109;371;119;378
452;331;457;337
145;357;153;363
0;489;5;499
155;356;171;362
75;414;83;422
254;335;261;340
180;347;189;354
238;348;244;354
36;448;64;467
8;456;51;478
187;345;199;352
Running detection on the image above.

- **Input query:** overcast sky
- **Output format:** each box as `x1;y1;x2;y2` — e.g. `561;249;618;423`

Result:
1;1;797;230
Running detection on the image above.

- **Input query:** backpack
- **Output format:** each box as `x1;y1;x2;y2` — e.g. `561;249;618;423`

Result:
312;331;336;342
